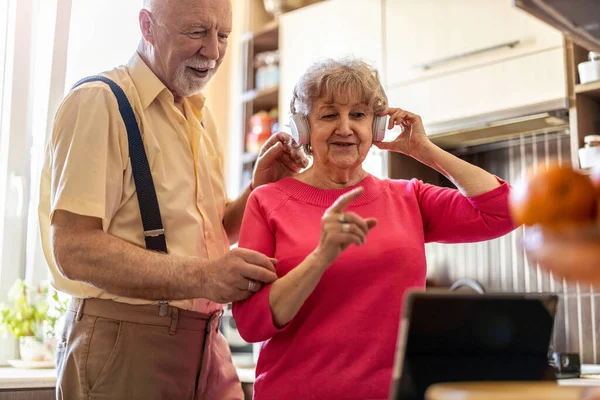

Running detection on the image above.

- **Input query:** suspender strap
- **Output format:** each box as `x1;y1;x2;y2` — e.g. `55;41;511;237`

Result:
71;76;167;253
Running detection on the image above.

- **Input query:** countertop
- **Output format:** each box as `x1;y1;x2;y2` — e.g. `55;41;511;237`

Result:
0;364;256;390
1;364;600;390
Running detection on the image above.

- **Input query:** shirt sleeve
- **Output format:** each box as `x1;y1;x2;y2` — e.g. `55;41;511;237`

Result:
412;177;516;243
232;190;288;343
49;84;125;231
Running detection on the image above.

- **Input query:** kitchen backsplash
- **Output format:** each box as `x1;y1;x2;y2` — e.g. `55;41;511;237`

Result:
425;129;599;364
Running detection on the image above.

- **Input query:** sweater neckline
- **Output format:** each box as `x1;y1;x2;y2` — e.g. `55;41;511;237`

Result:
276;174;382;207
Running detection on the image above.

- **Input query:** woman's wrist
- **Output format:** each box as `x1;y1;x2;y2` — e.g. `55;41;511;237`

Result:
410;140;439;166
308;249;333;272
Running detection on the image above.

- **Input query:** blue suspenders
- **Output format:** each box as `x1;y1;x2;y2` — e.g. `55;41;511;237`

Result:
71;76;170;315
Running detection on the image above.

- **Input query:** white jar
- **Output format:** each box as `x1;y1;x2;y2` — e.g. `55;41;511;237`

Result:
578;52;600;84
578;135;600;169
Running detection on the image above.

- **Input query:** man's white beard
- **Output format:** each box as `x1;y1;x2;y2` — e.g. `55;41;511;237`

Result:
173;59;217;97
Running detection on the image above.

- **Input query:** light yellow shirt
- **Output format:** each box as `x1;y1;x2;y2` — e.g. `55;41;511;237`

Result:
39;53;229;313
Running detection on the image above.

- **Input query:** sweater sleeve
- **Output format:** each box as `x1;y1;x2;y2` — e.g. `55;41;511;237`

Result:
413;177;516;243
232;189;288;343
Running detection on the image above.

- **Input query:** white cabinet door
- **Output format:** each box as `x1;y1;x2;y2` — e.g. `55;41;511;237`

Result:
386;47;567;129
279;0;383;124
279;0;386;177
385;0;563;87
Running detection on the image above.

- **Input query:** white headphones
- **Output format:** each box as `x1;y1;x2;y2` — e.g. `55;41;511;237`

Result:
289;113;387;145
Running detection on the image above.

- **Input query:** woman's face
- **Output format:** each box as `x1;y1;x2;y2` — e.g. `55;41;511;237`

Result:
308;93;374;171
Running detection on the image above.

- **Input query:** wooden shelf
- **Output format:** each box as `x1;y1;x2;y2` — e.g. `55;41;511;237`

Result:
241;20;279;53
237;18;280;193
575;81;600;101
242;85;279;112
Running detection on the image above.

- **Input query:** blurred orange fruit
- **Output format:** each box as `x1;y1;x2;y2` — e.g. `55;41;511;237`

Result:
509;163;597;227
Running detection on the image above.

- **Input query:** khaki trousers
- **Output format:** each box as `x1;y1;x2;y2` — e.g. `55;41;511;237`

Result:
55;298;243;400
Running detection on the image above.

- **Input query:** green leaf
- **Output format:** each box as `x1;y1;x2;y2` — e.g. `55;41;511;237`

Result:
0;279;69;338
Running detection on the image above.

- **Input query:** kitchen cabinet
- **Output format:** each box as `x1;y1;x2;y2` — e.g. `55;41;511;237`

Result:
279;0;386;177
385;0;563;86
386;47;567;129
384;0;567;131
279;0;383;124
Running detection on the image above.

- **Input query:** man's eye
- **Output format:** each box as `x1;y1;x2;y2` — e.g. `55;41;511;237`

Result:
322;114;335;119
353;112;366;118
218;34;229;42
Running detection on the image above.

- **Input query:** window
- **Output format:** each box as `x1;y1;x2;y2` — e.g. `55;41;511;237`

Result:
63;0;141;89
0;0;31;363
0;0;142;364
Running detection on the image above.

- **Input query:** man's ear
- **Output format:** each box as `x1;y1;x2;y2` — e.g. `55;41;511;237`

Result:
139;9;155;45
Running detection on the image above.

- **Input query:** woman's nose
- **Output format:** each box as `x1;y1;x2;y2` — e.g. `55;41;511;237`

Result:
335;116;353;136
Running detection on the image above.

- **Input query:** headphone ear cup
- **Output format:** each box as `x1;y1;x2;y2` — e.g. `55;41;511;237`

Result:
372;115;387;142
289;114;310;145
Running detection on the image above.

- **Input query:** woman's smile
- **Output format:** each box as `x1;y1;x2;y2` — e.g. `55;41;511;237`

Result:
329;140;358;151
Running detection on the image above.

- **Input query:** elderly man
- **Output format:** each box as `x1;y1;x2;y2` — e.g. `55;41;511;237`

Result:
38;0;306;399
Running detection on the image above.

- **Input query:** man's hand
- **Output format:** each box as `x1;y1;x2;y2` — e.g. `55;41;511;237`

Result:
252;132;308;189
201;248;279;303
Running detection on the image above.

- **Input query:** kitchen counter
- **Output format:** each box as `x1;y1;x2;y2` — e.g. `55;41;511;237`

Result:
1;365;599;391
0;368;56;390
0;364;256;391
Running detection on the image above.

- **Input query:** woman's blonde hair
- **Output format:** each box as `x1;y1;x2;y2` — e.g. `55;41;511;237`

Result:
290;57;388;154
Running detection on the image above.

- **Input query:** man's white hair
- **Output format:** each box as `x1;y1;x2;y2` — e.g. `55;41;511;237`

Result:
142;0;165;22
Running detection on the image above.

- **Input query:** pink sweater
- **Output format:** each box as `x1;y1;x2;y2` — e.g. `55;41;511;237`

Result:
233;175;514;400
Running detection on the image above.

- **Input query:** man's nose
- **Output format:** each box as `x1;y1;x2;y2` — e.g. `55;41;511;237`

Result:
199;32;220;61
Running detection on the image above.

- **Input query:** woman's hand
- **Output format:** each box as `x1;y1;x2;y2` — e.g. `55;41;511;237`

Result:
313;187;377;267
374;108;432;159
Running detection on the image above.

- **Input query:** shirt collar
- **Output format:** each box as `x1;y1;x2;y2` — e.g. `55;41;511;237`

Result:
128;52;206;111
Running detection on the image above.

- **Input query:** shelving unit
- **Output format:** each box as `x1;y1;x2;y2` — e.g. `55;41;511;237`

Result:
575;80;600;101
241;85;279;111
238;19;280;191
566;39;600;170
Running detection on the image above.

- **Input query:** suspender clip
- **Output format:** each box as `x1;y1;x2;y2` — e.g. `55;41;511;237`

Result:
144;229;165;237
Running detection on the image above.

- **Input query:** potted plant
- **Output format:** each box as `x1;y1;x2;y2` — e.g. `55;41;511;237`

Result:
0;279;68;364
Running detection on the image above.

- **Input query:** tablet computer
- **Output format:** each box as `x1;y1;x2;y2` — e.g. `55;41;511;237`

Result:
388;290;559;400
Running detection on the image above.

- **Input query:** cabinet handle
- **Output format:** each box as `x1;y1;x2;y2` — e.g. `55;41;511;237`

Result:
414;40;521;70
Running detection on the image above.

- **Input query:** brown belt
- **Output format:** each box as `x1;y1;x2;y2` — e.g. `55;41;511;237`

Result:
68;297;223;335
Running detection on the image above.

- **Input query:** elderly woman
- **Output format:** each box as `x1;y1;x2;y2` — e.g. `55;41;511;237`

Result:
232;58;515;400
